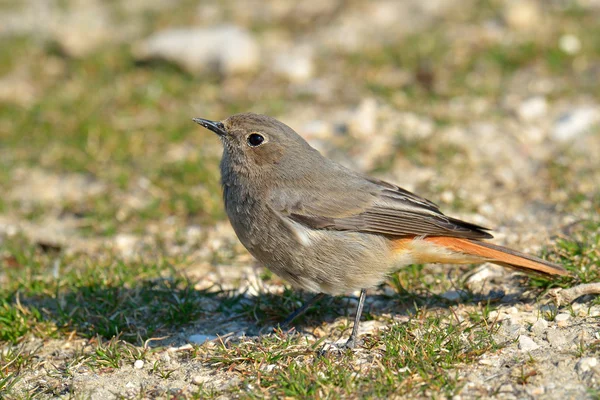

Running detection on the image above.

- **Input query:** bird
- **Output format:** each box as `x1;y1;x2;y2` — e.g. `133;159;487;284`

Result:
193;112;569;348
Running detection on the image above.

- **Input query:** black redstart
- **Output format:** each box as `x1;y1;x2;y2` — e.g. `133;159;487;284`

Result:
193;113;568;348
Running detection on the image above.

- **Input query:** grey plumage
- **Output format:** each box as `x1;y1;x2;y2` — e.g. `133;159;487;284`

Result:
193;112;568;347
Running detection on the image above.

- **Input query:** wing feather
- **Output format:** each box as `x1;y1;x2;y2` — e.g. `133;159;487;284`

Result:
270;175;492;240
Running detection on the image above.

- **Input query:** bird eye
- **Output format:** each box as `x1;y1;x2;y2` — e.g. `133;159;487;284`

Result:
247;133;265;147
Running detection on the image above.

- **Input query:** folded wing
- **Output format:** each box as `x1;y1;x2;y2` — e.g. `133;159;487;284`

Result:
270;176;492;240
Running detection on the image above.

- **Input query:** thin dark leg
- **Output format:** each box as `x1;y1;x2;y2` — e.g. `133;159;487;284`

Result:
281;292;326;327
345;289;367;348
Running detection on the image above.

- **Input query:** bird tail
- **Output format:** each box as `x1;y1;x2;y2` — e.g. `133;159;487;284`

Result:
423;237;569;276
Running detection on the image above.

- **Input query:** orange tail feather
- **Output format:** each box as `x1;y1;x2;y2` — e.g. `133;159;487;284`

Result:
423;237;569;276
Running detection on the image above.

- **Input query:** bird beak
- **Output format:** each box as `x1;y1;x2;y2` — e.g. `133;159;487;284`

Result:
192;118;226;137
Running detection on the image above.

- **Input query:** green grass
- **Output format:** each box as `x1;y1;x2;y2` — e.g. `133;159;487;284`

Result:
0;236;227;344
205;308;500;399
530;220;600;298
1;1;599;398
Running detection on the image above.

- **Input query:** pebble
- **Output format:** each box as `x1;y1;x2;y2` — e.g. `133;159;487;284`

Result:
546;329;568;347
518;335;540;352
133;360;144;369
113;234;139;258
348;98;378;137
559;34;582;55
554;313;570;327
440;290;467;301
530;319;548;337
466;264;504;285
528;386;545;396
499;383;514;393
551;106;600;142
192;375;208;386
478;358;495;366
503;0;541;31
272;45;314;83
51;1;116;57
517;96;548;121
575;357;598;373
134;25;259;75
188;334;217;344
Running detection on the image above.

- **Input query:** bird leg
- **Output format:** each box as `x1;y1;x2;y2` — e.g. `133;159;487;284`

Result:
344;289;367;349
280;292;326;327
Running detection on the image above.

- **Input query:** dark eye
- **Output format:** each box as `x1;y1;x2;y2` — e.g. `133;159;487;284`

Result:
247;133;265;147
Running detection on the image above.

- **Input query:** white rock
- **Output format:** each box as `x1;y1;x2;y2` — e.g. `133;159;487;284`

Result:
50;2;115;57
528;386;545;396
188;334;217;344
554;313;570;322
551;107;600;142
559;34;582;55
518;335;540;352
466;264;504;284
394;112;435;140
349;98;378;137
113;234;139;258
575;357;598;373
530;318;548;336
134;25;259;75
546;329;568;347
499;383;514;393
504;0;541;31
357;320;380;335
517;96;548;121
134;360;144;369
272;45;314;83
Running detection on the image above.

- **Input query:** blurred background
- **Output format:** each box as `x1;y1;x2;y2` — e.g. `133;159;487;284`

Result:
1;0;599;281
1;1;600;397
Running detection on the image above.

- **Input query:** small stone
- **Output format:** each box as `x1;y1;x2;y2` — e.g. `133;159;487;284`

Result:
134;25;259;76
530;319;548;337
479;358;494;366
348;98;378;137
440;190;455;204
518;335;540;352
499;383;514;393
575;357;598;373
440;290;467;301
546;329;568;347
133;360;144;369
51;1;116;57
113;234;139;257
192;375;208;386
272;45;314;83
554;313;570;322
517;96;547;121
125;381;136;389
528;386;545;396
188;334;216;344
555;313;570;327
504;0;541;31
551;107;600;142
466;264;504;287
559;34;582;55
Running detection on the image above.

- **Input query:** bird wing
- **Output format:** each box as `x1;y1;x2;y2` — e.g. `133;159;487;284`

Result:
270;176;493;240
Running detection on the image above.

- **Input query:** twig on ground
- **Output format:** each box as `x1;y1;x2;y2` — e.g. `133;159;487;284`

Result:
548;283;600;306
